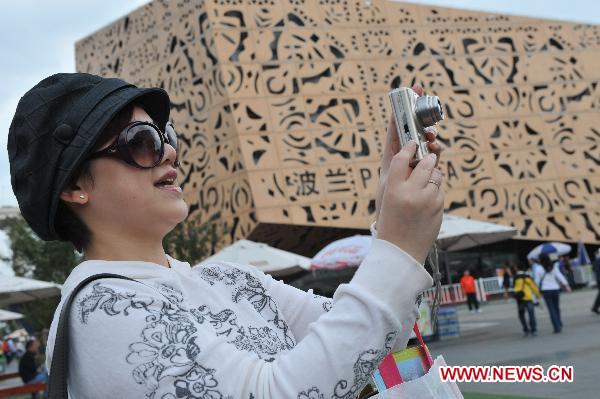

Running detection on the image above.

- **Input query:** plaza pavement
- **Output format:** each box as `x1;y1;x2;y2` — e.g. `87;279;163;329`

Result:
428;288;600;399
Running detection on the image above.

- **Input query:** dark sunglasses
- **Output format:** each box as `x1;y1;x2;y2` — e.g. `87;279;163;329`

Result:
88;121;179;168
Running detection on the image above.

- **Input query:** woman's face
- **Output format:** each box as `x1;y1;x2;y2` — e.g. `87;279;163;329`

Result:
82;106;188;239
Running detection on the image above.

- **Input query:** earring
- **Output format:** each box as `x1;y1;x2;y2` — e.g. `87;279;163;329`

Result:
79;194;85;199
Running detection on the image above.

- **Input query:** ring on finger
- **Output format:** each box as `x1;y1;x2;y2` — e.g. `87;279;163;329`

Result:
428;179;441;189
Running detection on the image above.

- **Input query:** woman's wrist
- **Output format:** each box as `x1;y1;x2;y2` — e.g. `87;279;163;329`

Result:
371;221;427;265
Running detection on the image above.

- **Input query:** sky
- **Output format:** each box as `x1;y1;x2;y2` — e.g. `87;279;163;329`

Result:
0;0;599;208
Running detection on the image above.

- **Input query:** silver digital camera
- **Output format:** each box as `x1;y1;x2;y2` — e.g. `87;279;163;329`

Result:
388;87;444;166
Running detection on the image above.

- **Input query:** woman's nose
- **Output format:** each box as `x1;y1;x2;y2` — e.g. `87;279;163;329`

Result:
161;141;178;167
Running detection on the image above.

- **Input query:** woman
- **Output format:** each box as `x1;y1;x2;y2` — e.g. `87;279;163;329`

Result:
535;254;572;334
8;73;443;398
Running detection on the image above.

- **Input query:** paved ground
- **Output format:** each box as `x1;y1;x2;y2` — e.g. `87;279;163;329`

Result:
428;288;600;399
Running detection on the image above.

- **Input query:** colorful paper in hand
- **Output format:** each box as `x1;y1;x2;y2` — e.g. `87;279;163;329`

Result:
371;323;434;392
372;346;431;392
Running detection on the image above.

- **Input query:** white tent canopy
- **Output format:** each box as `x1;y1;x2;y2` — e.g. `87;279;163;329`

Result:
4;328;28;340
197;215;517;279
437;214;518;251
309;235;372;270
305;215;517;270
0;276;62;306
436;214;518;284
0;309;23;322
198;239;310;277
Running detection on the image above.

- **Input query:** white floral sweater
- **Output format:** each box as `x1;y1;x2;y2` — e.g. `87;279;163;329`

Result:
46;233;433;398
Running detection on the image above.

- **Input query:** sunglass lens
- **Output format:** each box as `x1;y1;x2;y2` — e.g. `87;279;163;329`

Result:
165;122;178;150
126;125;162;167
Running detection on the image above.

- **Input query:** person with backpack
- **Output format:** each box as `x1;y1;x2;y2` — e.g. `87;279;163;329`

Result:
534;253;572;333
512;263;541;337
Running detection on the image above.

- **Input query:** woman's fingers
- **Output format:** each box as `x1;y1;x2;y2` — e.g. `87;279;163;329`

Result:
426;168;443;191
412;83;424;96
424;127;442;167
427;140;442;155
424;126;437;141
408;152;437;188
427;141;442;167
389;140;418;182
425;168;445;216
381;114;401;177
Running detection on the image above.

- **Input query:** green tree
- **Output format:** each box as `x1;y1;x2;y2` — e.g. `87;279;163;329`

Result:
163;212;229;265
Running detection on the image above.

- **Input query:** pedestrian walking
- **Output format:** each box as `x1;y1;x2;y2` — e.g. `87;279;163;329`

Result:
592;249;600;315
460;270;480;313
535;254;571;333
502;266;512;301
559;255;576;289
513;263;541;337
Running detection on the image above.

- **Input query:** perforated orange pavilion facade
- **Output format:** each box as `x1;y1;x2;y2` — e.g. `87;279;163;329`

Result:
75;0;600;255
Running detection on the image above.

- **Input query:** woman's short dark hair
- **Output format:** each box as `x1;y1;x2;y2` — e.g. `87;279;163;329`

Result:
25;339;37;351
54;104;137;252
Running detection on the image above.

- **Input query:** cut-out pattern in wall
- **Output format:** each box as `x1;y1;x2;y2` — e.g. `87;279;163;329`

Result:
76;0;600;253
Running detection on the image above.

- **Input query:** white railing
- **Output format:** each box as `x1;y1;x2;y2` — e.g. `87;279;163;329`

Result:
479;276;505;295
422;277;503;305
422;283;465;305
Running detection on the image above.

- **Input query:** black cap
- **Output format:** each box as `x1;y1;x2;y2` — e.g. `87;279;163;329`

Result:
7;73;170;240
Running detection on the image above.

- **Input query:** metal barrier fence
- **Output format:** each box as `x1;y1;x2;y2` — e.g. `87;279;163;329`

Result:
422;277;504;305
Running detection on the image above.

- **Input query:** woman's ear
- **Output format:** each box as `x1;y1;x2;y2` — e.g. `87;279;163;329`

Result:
60;184;88;205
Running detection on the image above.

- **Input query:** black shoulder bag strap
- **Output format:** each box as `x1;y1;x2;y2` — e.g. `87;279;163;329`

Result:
48;273;140;399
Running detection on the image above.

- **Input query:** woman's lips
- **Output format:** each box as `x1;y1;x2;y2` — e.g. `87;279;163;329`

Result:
156;184;182;193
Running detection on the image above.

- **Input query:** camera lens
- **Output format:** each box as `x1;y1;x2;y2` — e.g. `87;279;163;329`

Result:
415;95;444;127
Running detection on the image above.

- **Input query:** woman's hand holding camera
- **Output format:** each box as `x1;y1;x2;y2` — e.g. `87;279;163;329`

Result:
375;84;444;265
